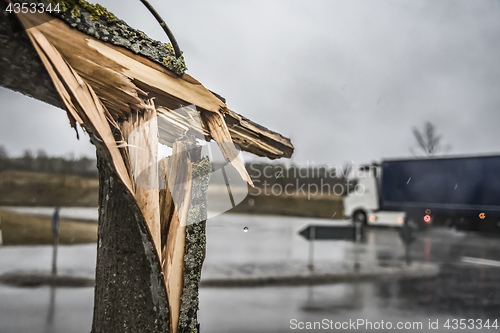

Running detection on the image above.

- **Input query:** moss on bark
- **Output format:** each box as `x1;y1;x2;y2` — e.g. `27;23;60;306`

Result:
178;158;211;333
14;0;187;75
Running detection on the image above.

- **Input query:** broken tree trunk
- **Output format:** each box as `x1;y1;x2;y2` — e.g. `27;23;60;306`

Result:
92;144;169;333
0;2;294;332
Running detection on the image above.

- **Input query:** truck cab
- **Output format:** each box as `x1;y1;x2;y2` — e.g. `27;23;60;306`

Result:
344;165;405;227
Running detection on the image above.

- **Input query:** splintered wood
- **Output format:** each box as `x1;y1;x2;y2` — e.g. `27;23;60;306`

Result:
11;8;293;333
13;11;293;159
17;17;134;194
161;140;193;333
121;103;162;255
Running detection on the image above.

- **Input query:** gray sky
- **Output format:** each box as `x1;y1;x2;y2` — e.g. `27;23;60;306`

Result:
2;0;500;166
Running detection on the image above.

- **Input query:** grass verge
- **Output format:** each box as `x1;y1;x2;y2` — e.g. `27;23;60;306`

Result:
0;209;97;246
0;170;98;207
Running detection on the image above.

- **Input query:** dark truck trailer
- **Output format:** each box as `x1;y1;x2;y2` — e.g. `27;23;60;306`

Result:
379;155;500;232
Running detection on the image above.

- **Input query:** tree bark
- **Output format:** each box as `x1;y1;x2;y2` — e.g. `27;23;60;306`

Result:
178;158;210;333
0;3;63;108
92;145;169;333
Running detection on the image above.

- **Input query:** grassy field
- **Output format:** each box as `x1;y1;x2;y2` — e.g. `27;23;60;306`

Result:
0;170;345;245
205;184;344;219
0;209;97;246
0;170;345;220
0;170;98;207
231;193;343;218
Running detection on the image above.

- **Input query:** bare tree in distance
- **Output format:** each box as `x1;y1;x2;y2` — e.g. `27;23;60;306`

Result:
411;121;451;157
0;146;8;170
0;145;7;159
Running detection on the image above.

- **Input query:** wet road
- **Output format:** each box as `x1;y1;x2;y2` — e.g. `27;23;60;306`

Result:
201;219;500;332
1;213;499;332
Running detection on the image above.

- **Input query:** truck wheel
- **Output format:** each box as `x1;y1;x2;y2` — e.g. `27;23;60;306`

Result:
353;211;367;225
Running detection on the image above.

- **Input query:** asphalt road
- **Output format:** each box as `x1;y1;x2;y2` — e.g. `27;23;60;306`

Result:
199;219;500;332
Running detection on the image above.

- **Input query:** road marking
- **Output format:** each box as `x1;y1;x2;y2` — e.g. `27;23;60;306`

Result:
462;256;500;268
406;177;411;184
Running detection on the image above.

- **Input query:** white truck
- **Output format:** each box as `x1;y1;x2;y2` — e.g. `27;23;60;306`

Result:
343;164;405;227
345;156;500;232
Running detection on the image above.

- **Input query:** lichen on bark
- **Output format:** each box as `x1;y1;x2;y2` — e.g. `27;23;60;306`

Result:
16;0;187;75
178;157;211;333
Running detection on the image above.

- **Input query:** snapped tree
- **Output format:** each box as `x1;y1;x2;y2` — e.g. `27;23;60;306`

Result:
0;1;294;332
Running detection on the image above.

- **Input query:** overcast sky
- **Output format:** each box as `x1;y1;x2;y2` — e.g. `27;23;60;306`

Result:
1;0;500;166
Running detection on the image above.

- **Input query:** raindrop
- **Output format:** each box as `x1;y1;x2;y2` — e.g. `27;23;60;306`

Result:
243;227;249;232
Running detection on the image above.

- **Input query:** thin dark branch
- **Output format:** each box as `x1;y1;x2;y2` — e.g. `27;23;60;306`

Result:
139;0;183;59
412;127;427;152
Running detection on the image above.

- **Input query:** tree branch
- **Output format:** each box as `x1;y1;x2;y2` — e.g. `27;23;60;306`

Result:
139;0;183;59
